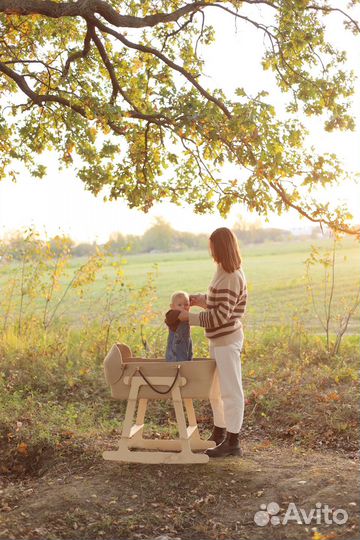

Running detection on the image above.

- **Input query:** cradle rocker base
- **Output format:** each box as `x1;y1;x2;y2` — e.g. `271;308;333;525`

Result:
103;374;215;464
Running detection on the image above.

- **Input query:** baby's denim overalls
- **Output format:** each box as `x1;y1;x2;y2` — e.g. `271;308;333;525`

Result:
165;310;193;361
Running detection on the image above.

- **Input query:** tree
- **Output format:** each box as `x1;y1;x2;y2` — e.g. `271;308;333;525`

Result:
175;230;208;250
141;217;174;251
106;231;127;253
72;241;97;256
0;1;359;235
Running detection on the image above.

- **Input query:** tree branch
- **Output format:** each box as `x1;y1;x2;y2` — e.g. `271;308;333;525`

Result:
268;178;360;237
90;26;140;113
62;22;93;78
89;28;173;125
93;18;232;119
2;59;61;73
0;0;207;26
306;4;360;34
0;60;164;134
0;60;85;113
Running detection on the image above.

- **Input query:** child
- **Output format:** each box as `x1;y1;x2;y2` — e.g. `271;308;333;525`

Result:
165;291;193;362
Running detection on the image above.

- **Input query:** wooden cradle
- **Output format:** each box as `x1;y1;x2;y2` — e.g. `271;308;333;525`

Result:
103;343;217;464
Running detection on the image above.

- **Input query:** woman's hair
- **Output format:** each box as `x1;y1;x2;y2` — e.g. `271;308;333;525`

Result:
209;227;242;273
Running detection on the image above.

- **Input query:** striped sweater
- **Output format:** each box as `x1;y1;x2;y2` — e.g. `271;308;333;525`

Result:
188;264;247;345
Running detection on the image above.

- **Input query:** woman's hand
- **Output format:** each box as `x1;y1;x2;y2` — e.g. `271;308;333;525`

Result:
178;309;190;321
190;294;207;309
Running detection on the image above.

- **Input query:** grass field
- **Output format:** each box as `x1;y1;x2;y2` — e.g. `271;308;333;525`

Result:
1;237;359;333
74;237;359;332
119;238;360;330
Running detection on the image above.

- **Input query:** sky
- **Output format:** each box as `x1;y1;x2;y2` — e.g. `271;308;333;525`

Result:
0;4;359;243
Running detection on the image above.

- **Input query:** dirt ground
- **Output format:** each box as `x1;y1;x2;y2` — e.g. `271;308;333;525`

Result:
0;439;359;540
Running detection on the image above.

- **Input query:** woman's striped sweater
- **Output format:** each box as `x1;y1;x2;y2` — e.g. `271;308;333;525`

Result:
188;264;247;346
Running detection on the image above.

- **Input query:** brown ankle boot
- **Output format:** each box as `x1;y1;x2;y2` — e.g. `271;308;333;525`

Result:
205;431;243;458
208;426;226;446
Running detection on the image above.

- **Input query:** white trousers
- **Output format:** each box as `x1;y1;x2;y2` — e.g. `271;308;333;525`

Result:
209;336;244;434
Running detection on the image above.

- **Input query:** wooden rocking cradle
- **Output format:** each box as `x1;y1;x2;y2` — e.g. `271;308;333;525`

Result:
103;343;217;464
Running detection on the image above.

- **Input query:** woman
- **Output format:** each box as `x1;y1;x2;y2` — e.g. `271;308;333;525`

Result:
178;227;247;458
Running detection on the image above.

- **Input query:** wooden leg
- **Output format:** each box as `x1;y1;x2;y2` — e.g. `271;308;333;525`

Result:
184;398;215;451
128;398;147;445
184;397;197;426
169;386;208;463
103;376;210;464
121;378;141;438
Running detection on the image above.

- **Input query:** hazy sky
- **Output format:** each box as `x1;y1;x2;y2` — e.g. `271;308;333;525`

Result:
0;5;359;243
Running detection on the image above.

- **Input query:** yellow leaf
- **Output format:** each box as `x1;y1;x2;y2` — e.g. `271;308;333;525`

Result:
17;442;28;455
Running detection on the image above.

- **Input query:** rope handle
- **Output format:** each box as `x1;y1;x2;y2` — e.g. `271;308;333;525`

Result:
135;365;181;395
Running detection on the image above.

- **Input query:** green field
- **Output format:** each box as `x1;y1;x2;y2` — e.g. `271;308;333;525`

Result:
1;237;358;333
119;239;360;332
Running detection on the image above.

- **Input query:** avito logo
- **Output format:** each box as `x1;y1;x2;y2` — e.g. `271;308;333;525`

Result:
254;502;348;527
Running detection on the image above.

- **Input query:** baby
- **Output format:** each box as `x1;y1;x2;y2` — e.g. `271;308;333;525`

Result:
164;291;193;362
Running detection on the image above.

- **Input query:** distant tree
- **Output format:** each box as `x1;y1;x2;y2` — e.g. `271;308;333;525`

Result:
126;234;143;254
107;232;127;253
0;1;359;235
72;242;97;257
141;217;174;252
175;230;208;250
233;215;292;243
